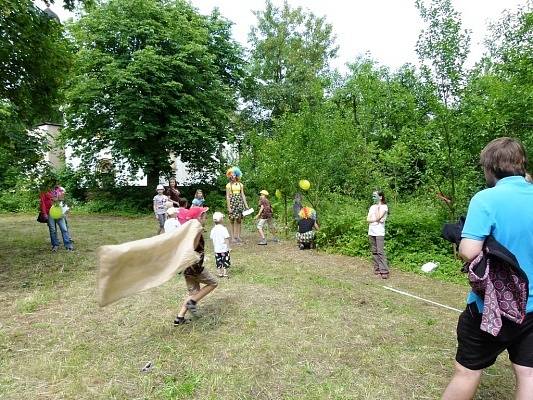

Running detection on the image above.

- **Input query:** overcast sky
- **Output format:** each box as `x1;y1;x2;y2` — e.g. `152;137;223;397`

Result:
36;0;526;72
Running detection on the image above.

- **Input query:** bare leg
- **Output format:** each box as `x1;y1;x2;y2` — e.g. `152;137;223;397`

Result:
190;283;217;303
235;219;242;241
177;284;218;318
258;224;265;240
442;361;482;400
513;363;533;400
229;219;235;241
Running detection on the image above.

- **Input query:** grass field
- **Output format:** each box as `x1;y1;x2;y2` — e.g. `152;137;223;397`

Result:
0;214;517;399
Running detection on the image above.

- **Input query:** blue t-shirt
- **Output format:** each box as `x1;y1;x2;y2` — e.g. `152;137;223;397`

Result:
461;176;533;313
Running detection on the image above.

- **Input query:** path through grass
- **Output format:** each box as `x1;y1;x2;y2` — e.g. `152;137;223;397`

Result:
0;214;516;399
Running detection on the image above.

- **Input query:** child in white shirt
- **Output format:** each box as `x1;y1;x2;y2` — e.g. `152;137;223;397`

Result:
153;184;168;234
163;207;181;233
209;212;231;278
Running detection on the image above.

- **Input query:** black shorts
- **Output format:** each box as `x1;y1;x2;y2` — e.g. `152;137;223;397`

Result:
455;303;533;370
215;252;231;269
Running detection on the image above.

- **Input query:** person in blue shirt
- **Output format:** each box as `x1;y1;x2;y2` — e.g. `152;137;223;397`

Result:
443;137;533;400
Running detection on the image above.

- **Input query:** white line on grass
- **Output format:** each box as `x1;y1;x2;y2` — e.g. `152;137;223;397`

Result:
382;286;462;313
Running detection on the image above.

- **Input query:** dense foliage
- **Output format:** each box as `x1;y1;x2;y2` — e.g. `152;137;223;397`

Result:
62;0;244;188
241;1;532;214
0;0;71;189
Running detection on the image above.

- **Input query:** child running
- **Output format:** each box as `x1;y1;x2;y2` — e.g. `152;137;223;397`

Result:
153;184;168;234
210;212;231;278
174;207;218;325
254;190;278;245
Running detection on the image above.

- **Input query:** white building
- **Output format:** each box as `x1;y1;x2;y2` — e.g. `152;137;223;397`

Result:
36;123;237;186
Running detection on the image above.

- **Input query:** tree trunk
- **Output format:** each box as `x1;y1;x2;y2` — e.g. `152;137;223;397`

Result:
284;194;288;238
147;169;160;191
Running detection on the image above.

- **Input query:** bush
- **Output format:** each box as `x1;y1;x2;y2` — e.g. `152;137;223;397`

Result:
0;189;38;213
204;189;226;212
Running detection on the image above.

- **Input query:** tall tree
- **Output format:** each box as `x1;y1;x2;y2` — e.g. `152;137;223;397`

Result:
62;0;244;188
247;0;338;119
457;5;532;177
415;0;471;218
0;0;71;188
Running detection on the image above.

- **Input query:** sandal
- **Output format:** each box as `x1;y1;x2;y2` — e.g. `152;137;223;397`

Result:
173;316;188;326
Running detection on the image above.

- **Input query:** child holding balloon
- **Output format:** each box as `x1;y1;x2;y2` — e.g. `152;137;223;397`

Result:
39;183;74;251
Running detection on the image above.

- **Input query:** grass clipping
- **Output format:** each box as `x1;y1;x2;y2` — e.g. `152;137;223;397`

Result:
97;219;202;307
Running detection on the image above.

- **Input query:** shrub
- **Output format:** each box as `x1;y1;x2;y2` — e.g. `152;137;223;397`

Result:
0;189;38;212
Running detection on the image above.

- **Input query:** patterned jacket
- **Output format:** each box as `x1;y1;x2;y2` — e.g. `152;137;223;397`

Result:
466;236;528;336
442;221;529;337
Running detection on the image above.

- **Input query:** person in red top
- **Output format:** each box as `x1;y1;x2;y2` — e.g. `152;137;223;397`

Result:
39;181;73;251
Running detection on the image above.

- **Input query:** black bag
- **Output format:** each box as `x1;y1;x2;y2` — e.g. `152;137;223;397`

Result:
37;212;48;223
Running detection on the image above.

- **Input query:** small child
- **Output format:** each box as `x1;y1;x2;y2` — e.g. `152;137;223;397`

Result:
191;189;205;207
54;185;74;241
254;190;278;245
174;207;218;326
210;212;231;278
153;184;168;234
163;207;181;233
297;207;319;250
177;197;189;225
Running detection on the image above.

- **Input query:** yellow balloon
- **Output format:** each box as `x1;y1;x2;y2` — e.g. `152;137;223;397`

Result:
49;205;63;219
275;189;282;199
299;179;311;191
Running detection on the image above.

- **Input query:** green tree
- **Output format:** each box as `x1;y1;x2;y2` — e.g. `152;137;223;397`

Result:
464;6;532;150
247;0;338;119
415;0;471;218
62;0;244;188
333;59;435;198
0;0;71;188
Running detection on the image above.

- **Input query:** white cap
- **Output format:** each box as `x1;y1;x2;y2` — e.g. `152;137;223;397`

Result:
166;207;178;216
212;211;224;222
156;184;164;191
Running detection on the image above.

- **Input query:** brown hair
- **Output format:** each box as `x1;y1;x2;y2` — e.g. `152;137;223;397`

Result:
377;190;386;204
480;137;527;179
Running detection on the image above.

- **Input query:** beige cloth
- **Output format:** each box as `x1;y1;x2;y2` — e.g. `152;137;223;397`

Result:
97;220;202;307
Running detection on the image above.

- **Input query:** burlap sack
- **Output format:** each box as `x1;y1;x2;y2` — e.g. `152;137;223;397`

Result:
97;219;202;306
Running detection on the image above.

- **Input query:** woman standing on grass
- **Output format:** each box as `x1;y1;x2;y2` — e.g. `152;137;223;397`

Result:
39;179;74;251
225;167;249;244
367;190;389;279
165;177;181;207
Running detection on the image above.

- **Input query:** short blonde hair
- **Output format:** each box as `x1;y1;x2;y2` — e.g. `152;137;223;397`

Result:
480;137;527;179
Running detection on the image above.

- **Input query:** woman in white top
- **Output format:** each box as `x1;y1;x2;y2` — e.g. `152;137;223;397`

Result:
366;190;389;279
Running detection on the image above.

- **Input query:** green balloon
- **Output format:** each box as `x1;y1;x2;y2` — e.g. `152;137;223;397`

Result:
49;205;63;219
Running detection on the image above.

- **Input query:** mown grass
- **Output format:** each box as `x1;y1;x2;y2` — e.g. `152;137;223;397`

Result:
0;213;517;399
